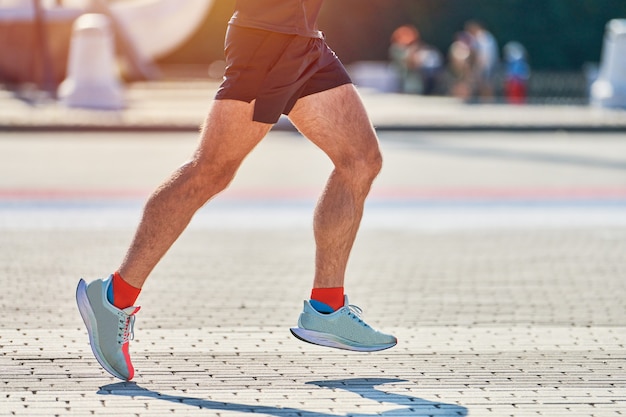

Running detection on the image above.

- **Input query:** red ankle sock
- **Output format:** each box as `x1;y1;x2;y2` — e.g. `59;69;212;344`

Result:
310;287;344;311
111;271;141;309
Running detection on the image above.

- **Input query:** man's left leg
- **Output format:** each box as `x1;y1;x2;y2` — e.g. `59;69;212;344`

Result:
287;84;396;351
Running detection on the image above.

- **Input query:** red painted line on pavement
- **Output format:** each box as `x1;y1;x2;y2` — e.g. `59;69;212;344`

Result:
1;187;626;201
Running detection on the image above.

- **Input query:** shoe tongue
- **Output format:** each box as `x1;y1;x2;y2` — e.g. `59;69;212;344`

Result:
106;280;115;305
310;299;335;314
122;306;141;315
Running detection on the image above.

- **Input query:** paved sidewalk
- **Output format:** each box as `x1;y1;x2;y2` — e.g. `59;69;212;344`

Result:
0;129;625;416
1;228;625;417
1;81;626;131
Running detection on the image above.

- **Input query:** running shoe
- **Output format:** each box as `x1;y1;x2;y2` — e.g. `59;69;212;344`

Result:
290;296;397;351
76;276;139;380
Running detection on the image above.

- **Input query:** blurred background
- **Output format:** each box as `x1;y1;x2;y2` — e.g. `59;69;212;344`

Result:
1;0;626;105
176;0;626;103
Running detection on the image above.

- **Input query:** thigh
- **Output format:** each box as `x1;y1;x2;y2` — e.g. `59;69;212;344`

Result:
194;99;273;168
287;84;380;165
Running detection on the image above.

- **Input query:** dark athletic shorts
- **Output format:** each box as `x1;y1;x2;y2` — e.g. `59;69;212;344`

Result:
215;25;352;124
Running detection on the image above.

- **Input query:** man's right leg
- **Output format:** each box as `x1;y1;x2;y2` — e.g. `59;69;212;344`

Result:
76;99;272;380
287;84;396;352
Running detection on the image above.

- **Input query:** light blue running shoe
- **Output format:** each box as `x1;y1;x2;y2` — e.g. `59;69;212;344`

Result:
290;296;397;352
76;276;140;380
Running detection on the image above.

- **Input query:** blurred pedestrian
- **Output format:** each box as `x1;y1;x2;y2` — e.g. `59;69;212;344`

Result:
465;20;499;100
448;31;475;100
389;24;442;95
503;41;530;104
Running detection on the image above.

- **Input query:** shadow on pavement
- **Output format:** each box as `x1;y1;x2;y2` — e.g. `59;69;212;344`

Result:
98;377;468;416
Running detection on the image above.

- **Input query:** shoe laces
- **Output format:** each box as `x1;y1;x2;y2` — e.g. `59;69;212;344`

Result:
117;311;136;345
346;304;367;326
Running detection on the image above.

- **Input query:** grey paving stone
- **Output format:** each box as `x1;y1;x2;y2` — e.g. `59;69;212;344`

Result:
1;131;625;416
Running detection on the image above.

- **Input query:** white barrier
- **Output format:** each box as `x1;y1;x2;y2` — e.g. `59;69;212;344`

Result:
57;13;124;109
347;61;399;93
591;19;626;109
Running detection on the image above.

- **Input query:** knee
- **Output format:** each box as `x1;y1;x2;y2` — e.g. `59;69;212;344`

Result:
337;145;383;188
360;144;383;179
176;158;239;203
364;147;383;180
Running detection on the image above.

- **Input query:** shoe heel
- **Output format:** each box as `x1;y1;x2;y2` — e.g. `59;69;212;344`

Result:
76;279;94;333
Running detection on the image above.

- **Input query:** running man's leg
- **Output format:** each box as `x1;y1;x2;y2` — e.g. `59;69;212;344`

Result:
118;99;272;288
288;84;396;351
288;83;382;290
76;99;271;380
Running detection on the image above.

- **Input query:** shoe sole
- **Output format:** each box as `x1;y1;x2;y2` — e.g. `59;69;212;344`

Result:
76;279;129;380
290;327;397;352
